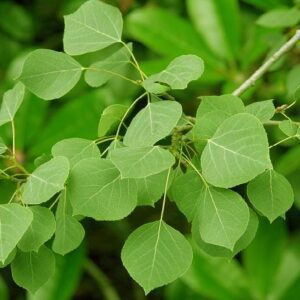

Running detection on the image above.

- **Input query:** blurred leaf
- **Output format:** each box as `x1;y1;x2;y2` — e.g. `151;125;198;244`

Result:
28;90;106;157
275;145;300;175
243;218;286;298
125;7;222;69
182;243;251;300
286;64;300;98
0;137;7;154
279;120;299;136
0;3;34;41
63;0;123;55
257;7;300;28
242;0;291;11
20;50;82;100
0;276;8;300
165;280;204;300
27;244;85;300
187;0;240;60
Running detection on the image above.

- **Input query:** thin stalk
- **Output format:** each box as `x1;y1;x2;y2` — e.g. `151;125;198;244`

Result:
269;135;299;149
11;120;16;157
84;259;120;300
233;30;300;96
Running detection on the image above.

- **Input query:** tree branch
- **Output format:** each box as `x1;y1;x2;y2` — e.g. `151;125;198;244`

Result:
233;29;300;97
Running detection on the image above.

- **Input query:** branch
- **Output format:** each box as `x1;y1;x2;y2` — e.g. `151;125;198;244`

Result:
233;29;300;97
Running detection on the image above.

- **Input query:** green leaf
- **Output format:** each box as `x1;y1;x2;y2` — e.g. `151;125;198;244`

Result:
19;49;82;100
18;206;56;252
110;146;175;178
257;7;300;28
192;208;259;258
170;170;205;222
247;170;294;222
136;170;169;206
121;221;193;294
187;0;240;60
193;185;249;250
143;55;204;93
279;120;299;137
243;218;286;298
52;191;85;255
245;100;275;123
242;0;289;11
51;138;100;168
22;157;70;205
63;0;123;55
0;248;16;269
68;158;137;220
97;104;128;137
0;138;7;154
201;113;271;188
11;246;55;294
85;45;131;87
124;101;182;147
125;7;221;68
28;245;85;300
193;95;245;139
0;204;33;263
0;82;25;126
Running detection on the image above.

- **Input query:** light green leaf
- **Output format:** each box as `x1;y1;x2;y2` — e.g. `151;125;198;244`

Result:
18;206;56;252
193;185;249;250
170;170;205;222
201;113;271;188
85;45;131;87
68;158;137;220
0;204;33;263
136;170;169;206
52;191;85;255
97;104;128;137
187;0;240;60
19;49;82;100
11;246;55;294
22;157;70;205
121;221;193;294
143;55;204;94
193;95;245;139
0;82;25;126
110;146;175;179
247;170;294;222
0;138;7;154
0;248;16;269
63;0;123;55
245;100;275;123
51;138;100;168
192;208;259;258
124;101;182;147
257;7;300;28
279;120;299;137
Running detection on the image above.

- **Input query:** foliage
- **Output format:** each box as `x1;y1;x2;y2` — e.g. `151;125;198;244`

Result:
0;0;300;299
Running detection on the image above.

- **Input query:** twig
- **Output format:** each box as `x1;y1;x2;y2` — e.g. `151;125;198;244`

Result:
233;29;300;97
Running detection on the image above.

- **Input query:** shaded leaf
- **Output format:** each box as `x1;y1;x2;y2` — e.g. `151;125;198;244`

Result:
245;100;275;123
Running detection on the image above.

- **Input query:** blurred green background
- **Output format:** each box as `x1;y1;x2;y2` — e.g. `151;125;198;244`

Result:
0;0;300;299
